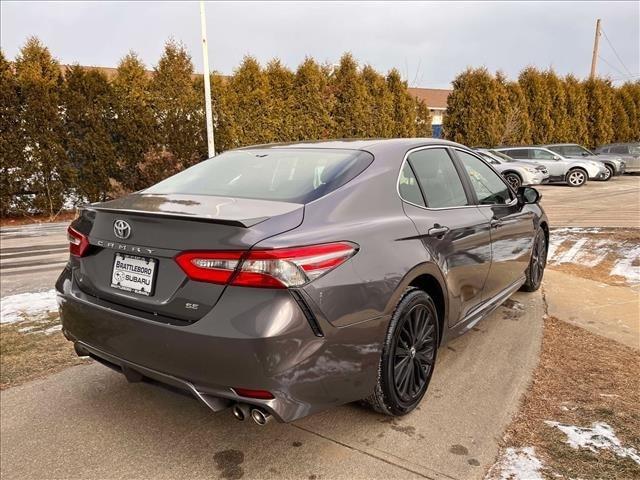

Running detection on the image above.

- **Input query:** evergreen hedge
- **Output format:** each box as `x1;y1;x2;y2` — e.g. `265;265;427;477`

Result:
0;38;430;217
443;67;640;148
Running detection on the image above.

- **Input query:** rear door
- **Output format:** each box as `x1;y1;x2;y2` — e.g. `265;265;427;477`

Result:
399;146;492;325
528;148;566;177
453;149;536;298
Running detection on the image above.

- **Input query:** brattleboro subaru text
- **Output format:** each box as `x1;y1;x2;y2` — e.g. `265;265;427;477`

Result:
56;138;548;425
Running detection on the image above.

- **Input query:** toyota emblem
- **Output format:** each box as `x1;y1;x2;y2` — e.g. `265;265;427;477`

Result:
113;220;131;240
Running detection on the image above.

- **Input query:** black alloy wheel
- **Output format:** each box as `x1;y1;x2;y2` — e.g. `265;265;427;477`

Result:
521;228;547;292
367;289;439;416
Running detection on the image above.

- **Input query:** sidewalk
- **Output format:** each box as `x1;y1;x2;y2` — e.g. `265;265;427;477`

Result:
543;269;640;350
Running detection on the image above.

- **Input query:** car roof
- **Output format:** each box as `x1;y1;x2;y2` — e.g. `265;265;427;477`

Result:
234;138;466;153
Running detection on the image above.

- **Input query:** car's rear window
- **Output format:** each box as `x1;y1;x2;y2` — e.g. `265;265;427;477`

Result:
145;148;374;203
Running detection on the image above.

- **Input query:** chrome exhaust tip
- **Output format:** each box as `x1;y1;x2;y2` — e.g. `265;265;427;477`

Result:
232;403;250;421
250;408;272;426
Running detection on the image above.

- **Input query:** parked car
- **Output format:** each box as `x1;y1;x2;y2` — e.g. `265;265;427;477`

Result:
56;139;549;424
594;143;640;173
475;148;549;189
543;143;626;181
495;146;607;187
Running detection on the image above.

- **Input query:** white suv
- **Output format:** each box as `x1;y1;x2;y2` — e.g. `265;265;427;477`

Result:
494;147;607;187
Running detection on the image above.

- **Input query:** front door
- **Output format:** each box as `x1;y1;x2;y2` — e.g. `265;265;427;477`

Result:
453;149;536;299
399;147;492;325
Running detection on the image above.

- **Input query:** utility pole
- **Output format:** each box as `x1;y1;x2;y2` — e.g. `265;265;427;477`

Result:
590;18;601;79
200;0;215;157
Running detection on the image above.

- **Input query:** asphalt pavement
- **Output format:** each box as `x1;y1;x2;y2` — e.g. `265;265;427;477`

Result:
0;222;68;296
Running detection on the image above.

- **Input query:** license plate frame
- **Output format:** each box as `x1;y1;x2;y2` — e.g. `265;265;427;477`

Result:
110;253;158;297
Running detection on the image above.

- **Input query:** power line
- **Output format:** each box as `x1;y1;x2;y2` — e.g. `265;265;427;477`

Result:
600;28;634;77
598;54;628;78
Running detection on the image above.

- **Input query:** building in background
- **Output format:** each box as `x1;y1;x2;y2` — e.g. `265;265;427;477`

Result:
408;87;451;138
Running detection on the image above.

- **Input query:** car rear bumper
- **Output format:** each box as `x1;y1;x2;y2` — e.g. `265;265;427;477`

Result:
56;266;386;422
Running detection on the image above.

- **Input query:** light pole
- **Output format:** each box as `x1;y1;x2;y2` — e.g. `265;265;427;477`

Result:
200;0;215;157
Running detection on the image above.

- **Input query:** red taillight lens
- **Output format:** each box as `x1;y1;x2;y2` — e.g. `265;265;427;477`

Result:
174;251;243;284
67;226;89;257
233;388;274;400
175;242;357;288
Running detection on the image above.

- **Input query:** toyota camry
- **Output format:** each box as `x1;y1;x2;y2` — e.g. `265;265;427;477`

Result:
56;139;548;425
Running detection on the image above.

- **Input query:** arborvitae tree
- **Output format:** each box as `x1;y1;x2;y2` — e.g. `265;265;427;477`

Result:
14;37;72;217
563;75;589;146
206;72;233;153
265;59;295;142
612;89;632;143
330;53;371;138
111;52;156;191
62;66;117;202
150;40;205;171
292;57;333;140
443;67;501;146
618;82;640;141
584;78;614;148
518;67;554;144
226;56;272;147
0;51;25;216
361;65;393;137
544;69;569;142
387;69;418;138
495;72;531;145
414;98;433;138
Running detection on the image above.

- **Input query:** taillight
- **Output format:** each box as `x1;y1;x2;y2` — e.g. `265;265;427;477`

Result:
67;226;90;257
175;242;357;288
233;387;274;400
174;251;243;284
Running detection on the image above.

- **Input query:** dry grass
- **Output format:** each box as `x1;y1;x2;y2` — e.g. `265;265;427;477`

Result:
0;313;86;389
501;316;640;479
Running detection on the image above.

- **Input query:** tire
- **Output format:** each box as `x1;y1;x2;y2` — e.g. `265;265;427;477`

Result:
521;228;547;292
366;288;439;417
565;168;587;187
504;172;522;189
602;165;614;181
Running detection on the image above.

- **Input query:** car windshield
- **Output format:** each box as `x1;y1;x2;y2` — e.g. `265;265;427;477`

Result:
145;148;373;204
489;150;515;162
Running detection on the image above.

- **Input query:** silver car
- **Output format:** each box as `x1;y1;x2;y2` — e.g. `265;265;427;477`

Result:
476;149;549;189
495;146;608;187
595;143;640;173
544;143;626;181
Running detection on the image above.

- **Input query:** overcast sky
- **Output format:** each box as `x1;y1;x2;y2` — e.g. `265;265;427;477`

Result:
1;1;638;88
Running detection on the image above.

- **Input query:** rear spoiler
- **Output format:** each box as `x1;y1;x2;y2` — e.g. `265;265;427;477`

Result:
81;206;267;228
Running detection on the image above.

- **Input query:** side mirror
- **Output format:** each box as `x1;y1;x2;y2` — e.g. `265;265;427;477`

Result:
517;186;541;205
553;155;561;160
581;152;589;156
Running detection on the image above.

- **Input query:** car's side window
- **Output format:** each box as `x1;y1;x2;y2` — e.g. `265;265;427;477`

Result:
408;148;468;208
398;162;426;207
532;149;556;160
456;150;514;205
505;149;528;159
611;146;627;154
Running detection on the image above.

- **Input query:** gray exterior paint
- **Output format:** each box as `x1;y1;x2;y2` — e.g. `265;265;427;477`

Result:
56;138;548;422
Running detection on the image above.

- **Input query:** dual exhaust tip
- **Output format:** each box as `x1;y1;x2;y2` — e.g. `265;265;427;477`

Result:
232;403;272;426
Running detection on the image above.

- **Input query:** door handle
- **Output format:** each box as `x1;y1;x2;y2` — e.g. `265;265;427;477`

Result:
428;225;450;237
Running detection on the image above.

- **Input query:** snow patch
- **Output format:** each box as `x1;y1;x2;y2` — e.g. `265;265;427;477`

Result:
610;245;640;284
0;289;59;324
546;421;640;465
486;447;544;480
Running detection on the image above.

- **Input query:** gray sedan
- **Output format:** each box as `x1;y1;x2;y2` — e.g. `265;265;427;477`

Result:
595;143;640;173
57;139;548;423
476;149;549;189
